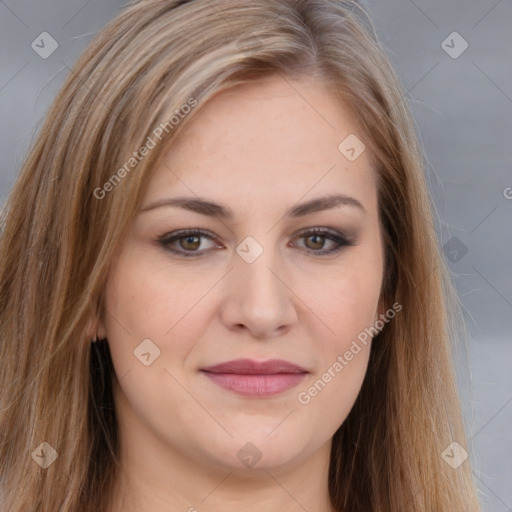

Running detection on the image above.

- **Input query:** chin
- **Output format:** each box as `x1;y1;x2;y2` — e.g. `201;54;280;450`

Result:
191;426;316;473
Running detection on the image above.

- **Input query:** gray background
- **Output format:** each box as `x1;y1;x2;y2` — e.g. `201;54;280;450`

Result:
0;0;510;510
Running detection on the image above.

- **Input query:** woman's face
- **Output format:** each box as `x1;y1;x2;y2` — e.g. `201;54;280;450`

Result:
100;75;385;475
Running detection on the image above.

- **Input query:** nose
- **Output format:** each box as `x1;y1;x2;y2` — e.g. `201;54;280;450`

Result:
219;244;298;340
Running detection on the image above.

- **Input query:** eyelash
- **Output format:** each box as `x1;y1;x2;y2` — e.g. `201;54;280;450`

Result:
157;228;354;257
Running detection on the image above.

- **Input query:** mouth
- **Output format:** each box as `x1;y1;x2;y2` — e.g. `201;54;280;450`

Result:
200;358;309;397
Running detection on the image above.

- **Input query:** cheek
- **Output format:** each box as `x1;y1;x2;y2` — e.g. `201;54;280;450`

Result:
101;252;205;429
105;246;190;332
294;245;382;411
102;249;216;374
308;275;377;385
306;252;383;347
295;343;370;433
294;266;380;424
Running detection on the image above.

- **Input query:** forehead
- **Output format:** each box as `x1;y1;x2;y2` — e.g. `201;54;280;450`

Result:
144;75;377;216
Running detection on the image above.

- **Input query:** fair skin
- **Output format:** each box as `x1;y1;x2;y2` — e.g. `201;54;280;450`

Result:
98;75;385;512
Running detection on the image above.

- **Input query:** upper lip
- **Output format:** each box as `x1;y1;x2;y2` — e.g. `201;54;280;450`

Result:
201;358;308;375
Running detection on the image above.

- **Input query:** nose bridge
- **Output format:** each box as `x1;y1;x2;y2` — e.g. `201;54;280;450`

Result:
236;235;285;305
222;235;297;337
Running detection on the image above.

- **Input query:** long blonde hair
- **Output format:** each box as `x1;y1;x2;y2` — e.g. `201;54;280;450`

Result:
0;1;481;511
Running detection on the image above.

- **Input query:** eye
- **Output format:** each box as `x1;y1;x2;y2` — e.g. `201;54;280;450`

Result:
292;228;354;255
157;229;221;257
157;227;354;257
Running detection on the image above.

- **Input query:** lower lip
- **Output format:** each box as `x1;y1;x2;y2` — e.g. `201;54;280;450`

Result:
202;372;307;397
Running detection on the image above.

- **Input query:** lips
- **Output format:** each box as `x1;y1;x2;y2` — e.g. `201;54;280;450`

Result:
201;358;307;375
200;358;308;397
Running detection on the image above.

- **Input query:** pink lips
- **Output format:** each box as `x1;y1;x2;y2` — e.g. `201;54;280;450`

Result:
200;358;308;397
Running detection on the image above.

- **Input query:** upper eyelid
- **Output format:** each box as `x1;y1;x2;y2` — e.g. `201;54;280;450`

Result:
157;228;353;253
158;227;349;242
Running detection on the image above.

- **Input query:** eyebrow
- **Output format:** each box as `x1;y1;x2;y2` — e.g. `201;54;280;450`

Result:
140;193;366;218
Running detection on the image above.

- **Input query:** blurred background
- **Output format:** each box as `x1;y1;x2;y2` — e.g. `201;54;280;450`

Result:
0;0;510;510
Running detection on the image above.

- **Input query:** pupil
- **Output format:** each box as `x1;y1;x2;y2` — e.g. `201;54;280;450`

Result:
307;235;324;249
182;235;200;249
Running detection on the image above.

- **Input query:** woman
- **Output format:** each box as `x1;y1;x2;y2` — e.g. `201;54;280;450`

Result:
0;1;481;511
